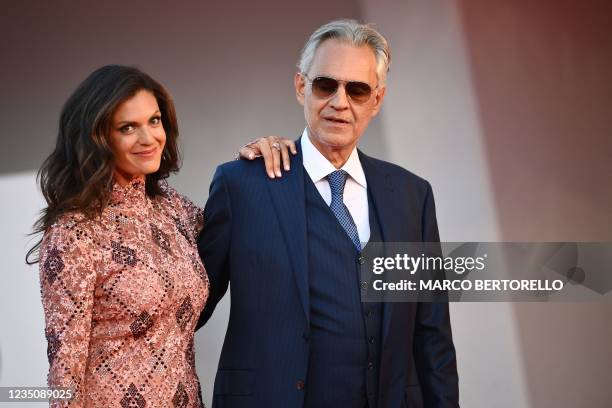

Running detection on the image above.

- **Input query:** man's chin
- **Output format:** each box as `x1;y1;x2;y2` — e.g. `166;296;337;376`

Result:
323;137;358;150
316;129;355;143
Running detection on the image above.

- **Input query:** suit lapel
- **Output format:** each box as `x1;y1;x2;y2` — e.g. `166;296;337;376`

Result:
265;146;400;331
359;150;396;346
266;141;310;323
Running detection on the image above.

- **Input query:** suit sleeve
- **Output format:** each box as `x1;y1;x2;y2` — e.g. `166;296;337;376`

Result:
196;165;232;329
414;182;460;407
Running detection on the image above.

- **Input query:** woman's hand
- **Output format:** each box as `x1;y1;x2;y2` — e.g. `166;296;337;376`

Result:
238;136;297;179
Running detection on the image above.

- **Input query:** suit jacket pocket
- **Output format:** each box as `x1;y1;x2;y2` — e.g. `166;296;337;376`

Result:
214;369;255;396
404;385;424;408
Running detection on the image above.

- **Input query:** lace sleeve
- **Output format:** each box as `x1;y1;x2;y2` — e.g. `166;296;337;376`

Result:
179;194;204;241
39;216;99;407
161;183;204;243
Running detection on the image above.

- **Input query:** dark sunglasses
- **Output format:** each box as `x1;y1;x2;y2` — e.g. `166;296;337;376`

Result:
303;74;377;104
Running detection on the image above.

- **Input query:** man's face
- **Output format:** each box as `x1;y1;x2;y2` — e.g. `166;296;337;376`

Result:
295;39;386;160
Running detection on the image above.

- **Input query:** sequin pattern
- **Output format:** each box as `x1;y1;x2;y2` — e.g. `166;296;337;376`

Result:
39;178;208;407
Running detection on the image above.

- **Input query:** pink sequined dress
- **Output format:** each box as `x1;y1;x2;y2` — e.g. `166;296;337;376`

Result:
39;178;209;407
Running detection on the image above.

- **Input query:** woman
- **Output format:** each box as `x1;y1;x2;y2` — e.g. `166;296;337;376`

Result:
28;65;294;406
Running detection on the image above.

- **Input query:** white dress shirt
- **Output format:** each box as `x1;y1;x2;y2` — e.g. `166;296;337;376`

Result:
301;128;371;244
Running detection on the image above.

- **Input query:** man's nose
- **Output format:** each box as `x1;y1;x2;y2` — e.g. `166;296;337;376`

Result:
329;84;350;109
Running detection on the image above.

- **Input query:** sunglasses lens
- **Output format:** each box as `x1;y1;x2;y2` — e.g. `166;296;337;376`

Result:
310;76;373;103
311;77;339;98
346;82;372;103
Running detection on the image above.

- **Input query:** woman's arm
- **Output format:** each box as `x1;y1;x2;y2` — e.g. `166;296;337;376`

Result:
39;218;99;407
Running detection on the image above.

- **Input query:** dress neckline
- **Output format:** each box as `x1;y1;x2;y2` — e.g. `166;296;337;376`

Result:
110;176;147;205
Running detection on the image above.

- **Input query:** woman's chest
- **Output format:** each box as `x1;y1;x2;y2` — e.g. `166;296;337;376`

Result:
93;205;208;316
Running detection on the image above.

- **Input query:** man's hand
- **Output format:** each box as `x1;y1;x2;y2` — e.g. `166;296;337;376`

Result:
238;136;297;178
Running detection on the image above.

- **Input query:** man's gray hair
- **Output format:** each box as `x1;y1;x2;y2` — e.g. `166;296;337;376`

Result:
298;19;391;84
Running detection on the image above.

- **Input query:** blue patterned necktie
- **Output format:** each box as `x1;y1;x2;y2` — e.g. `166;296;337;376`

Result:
327;170;361;251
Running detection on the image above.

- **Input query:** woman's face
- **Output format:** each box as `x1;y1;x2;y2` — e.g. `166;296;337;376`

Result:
108;89;166;186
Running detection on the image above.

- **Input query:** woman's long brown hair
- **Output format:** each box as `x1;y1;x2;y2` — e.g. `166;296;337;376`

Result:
26;65;181;264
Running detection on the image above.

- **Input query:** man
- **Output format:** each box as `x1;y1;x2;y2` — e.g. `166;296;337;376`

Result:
198;19;459;408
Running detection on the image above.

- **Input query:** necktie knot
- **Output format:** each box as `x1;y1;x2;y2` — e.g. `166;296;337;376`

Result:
327;170;348;199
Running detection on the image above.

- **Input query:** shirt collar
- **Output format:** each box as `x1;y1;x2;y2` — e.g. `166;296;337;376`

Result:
300;128;367;188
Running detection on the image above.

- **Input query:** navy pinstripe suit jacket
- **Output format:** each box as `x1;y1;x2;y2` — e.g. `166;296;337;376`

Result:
197;141;459;408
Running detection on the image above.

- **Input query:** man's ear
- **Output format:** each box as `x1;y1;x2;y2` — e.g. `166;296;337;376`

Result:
370;85;386;117
295;72;306;106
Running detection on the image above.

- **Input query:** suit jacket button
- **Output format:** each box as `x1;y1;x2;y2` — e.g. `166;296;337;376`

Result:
368;361;375;370
296;380;305;390
361;281;368;289
357;255;366;265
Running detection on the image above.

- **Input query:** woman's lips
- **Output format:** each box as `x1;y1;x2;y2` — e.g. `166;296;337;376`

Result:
132;147;157;158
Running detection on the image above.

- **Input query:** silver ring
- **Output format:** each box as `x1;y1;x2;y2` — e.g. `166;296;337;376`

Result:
272;142;281;151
